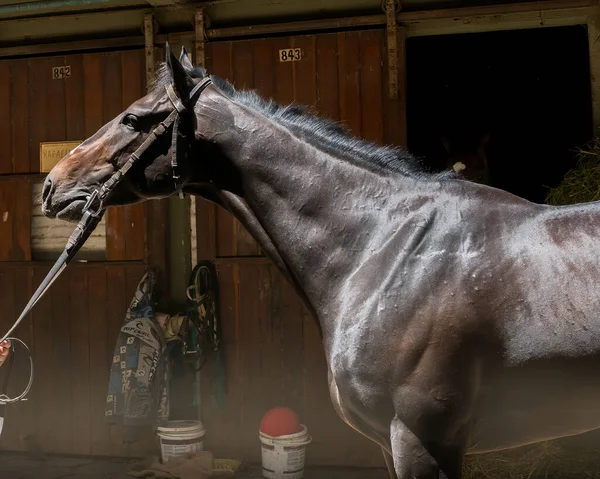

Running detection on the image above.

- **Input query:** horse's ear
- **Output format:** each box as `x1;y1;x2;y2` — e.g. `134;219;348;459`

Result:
165;41;193;98
179;46;194;70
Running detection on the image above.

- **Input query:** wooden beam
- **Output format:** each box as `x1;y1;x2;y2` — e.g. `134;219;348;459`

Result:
195;7;205;67
0;35;145;58
144;12;155;92
398;0;594;22
190;7;207;269
385;0;399;100
588;11;600;136
205;14;385;40
204;0;593;40
399;0;593;37
0;0;594;59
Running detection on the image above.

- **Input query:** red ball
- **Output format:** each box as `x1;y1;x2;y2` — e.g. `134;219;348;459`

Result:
260;407;302;437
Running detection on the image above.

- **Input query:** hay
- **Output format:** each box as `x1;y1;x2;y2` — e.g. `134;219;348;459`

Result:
463;440;600;478
545;139;600;206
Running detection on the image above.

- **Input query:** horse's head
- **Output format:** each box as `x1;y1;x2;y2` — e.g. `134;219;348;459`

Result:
42;43;216;222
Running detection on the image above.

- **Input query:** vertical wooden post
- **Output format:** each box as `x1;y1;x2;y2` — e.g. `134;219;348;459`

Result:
143;11;168;307
385;0;399;99
588;10;600;137
195;8;206;68
396;25;407;147
144;13;155;92
383;0;408;148
191;7;217;264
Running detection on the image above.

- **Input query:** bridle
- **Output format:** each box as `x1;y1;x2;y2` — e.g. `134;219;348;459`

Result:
0;75;213;435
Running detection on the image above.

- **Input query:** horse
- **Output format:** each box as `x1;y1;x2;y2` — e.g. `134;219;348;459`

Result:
40;44;600;478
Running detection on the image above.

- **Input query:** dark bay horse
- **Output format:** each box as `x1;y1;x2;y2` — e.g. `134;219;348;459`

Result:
41;45;600;478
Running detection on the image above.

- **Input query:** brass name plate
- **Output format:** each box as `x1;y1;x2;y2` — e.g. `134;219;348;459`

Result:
40;141;81;173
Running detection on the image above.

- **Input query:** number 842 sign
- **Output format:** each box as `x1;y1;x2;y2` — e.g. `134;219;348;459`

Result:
52;65;71;80
278;48;302;62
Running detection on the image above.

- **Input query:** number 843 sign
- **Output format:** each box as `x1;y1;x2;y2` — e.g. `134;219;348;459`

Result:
278;48;302;62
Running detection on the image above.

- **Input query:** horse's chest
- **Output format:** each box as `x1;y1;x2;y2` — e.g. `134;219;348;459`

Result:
327;328;391;411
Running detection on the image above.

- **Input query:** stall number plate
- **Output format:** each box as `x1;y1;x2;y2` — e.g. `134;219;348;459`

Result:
52;66;71;79
278;48;302;62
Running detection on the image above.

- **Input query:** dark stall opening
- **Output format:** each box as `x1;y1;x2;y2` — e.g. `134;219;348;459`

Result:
406;25;593;204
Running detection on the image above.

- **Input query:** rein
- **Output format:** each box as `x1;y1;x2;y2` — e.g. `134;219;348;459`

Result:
0;76;212;434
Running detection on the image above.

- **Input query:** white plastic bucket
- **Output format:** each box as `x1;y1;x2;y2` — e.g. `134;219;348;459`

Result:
259;425;312;479
156;420;206;463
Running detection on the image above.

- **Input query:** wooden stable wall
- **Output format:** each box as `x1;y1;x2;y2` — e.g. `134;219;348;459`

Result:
194;28;404;467
0;49;167;456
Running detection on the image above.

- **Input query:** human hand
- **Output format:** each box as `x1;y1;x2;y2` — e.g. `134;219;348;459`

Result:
0;341;11;367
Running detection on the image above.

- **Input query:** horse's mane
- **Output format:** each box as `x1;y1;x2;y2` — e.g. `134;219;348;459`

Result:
153;63;454;181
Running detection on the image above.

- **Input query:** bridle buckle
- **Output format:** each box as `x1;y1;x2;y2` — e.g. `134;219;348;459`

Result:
83;189;104;216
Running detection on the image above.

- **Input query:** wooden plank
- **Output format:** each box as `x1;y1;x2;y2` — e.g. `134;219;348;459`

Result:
102;52;123;128
403;4;590;38
238;264;264;459
6;266;36;449
144;13;155;92
207;42;236;258
121;50;146;261
11;60;29;174
212;262;242;458
195;199;217;260
195;8;206;67
293;35;317;109
207;14;388;40
65;55;86;143
359;30;384;145
385;0;399;100
399;0;593;22
396;27;407;148
69;267;92;455
30;265;54;450
27;58;46;173
0;63;12;174
383;27;407;148
13;178;31;261
259;264;284;434
0;268;18;448
0;36;147;60
49;273;73;453
315;33;340;121
231;40;260;257
103;52;127;262
0;180;30;261
252;38;276;102
45;55;68;165
302;296;332;465
0;182;16;261
278;272;305;422
146;198;168;307
337;32;362;137
273;36;295;107
122;50;145;109
83;54;104;136
87;266;110;456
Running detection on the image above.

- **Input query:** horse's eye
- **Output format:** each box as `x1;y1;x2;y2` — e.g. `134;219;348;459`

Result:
123;114;140;130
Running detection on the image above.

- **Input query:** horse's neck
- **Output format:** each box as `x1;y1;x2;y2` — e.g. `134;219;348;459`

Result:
192;89;425;316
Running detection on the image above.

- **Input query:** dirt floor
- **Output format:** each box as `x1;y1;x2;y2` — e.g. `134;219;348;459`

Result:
0;452;389;479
